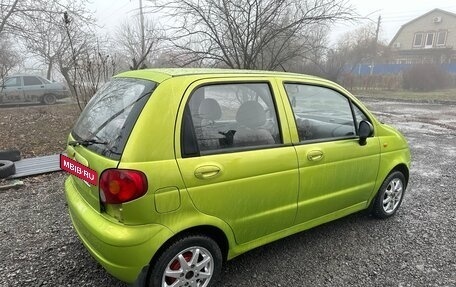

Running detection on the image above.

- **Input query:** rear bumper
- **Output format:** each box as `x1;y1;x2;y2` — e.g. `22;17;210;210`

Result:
64;177;173;283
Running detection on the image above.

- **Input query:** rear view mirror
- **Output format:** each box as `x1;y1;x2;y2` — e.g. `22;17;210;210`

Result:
359;120;373;146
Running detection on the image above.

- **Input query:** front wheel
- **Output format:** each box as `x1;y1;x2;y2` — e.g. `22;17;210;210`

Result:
371;171;406;219
42;94;57;105
148;235;222;287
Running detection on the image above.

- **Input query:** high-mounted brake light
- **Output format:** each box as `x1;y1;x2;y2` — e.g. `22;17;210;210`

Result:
99;169;148;204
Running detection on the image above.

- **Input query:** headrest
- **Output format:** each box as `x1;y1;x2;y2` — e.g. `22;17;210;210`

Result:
198;98;222;121
236;101;266;128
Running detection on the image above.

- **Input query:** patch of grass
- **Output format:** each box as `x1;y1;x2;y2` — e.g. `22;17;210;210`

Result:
352;88;456;103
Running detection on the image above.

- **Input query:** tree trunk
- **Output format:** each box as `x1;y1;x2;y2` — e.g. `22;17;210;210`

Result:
60;64;82;111
46;59;53;80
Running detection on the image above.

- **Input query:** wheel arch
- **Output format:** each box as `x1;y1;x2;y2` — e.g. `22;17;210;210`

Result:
368;163;409;210
150;225;229;266
136;225;230;286
392;163;409;188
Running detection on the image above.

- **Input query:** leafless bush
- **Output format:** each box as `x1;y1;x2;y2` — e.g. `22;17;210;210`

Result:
402;64;451;92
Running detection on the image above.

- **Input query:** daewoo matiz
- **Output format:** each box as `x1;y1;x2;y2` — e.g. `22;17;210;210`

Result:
64;68;411;287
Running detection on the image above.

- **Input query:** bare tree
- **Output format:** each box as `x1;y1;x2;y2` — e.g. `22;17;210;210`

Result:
0;36;21;80
1;0;92;35
150;0;355;70
18;0;94;80
0;0;20;34
116;15;162;70
306;23;387;82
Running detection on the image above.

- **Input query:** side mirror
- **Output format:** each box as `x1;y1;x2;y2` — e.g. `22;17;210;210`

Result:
358;120;373;146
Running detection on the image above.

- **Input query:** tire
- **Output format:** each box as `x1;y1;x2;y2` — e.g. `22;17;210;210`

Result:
0;149;21;161
371;171;406;219
0;160;15;178
42;94;57;105
148;235;222;287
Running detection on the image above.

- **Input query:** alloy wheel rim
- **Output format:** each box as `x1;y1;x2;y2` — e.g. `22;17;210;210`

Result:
162;246;213;287
382;178;403;214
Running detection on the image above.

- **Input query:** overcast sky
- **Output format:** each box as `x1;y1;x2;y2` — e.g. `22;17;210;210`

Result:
90;0;456;44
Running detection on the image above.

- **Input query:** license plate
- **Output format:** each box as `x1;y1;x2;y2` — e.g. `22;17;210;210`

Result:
60;154;98;186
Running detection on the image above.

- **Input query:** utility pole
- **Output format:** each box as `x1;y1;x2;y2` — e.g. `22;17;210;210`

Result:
370;15;381;76
139;0;145;56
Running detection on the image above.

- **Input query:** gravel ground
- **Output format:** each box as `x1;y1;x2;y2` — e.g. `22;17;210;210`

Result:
0;99;455;287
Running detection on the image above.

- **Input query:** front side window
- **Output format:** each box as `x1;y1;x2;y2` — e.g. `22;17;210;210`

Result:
23;76;43;86
72;78;157;159
284;84;356;142
182;82;281;155
413;33;423;47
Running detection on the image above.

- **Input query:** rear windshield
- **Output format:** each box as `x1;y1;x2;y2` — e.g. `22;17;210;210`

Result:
72;78;157;160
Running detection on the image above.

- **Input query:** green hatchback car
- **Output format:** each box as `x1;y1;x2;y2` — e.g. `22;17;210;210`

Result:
64;68;410;286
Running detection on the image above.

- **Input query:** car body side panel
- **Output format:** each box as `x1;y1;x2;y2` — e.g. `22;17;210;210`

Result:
173;77;300;245
273;78;381;223
22;77;45;101
367;124;411;203
64;176;173;283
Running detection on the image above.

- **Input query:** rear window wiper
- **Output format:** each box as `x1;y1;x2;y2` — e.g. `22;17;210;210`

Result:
68;139;108;147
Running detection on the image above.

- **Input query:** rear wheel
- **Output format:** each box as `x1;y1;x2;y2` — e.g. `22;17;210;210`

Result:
148;235;222;287
42;94;56;105
371;171;406;219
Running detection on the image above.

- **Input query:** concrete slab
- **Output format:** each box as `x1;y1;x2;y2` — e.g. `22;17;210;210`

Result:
8;154;61;179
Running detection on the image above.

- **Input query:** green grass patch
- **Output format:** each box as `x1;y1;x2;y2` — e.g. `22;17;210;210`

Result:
352;88;456;102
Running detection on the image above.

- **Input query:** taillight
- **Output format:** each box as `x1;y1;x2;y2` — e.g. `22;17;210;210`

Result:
99;169;148;204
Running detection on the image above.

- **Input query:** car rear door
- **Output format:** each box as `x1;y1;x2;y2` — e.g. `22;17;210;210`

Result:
22;76;45;102
1;76;24;103
176;77;299;244
278;80;381;224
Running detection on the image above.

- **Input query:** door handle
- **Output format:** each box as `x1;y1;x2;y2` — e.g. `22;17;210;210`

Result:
307;150;324;161
194;165;221;179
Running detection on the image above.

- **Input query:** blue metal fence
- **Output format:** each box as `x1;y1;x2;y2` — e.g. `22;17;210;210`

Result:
350;64;456;75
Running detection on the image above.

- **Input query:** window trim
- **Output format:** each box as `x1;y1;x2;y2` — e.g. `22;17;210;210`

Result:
436;30;447;47
282;82;374;145
413;32;424;48
180;80;285;158
425;32;435;48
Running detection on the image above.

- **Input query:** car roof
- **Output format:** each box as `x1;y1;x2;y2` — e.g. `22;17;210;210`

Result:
7;74;46;78
116;68;325;83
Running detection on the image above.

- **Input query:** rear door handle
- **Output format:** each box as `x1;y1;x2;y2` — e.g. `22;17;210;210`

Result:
307;150;324;161
194;165;221;179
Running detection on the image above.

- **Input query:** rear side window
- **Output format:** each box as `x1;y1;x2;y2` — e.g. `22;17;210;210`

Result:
72;78;157;159
284;84;356;142
182;82;281;156
4;77;21;87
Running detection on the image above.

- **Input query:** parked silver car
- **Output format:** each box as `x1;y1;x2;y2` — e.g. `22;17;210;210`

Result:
0;74;70;105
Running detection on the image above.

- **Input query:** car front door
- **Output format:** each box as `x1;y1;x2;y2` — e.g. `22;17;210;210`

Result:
176;79;299;244
1;76;23;103
22;76;45;102
280;82;381;224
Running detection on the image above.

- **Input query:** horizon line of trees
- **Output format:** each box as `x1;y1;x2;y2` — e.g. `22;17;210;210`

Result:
2;0;393;108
